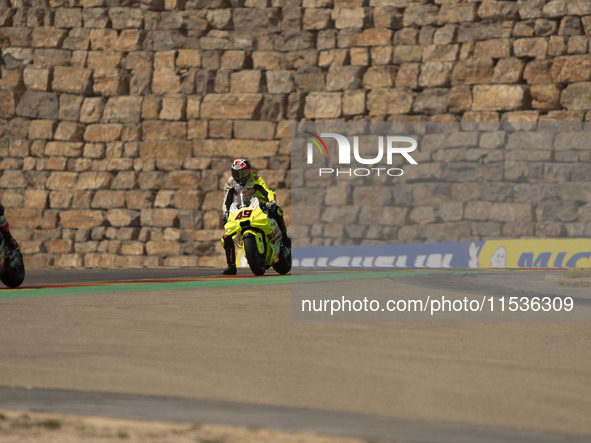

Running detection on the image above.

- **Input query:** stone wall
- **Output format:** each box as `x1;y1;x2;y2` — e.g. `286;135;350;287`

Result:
0;0;590;268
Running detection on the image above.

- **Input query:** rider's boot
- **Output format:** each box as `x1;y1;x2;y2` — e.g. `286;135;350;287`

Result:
274;207;291;249
221;235;237;275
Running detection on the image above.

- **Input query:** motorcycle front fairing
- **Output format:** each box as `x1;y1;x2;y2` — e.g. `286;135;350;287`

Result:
223;198;281;266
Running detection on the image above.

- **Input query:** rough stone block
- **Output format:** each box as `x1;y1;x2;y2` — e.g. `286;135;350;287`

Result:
395;63;419;88
252;51;285;70
451;58;493;85
304;92;342;118
0;92;16;118
457;22;511;42
87;52;122;69
342;89;366;115
80;97;104;123
393;46;424;67
394;28;418;45
142;121;169;141
28;120;54;140
360;65;396;88
230;70;262;93
117;30;141;52
108;7;143;29
567;36;588;54
84;124;122;142
52;67;91;94
404;3;439;27
325;66;364;90
83;8;109;28
513;37;548;58
44;142;83;157
448;86;472;112
357;28;392;46
423;44;459;62
550;55;591;83
32;27;67;48
478;1;519;20
23;66;50;91
318;49;348;68
438;3;477;24
234;121;276;140
55;7;82;28
266;70;295;94
432;24;455;45
93;68;127;96
370;46;392;65
16;92;58;119
491;58;525;83
58;94;84;122
332;7;366;29
303;8;332;30
108;210;140;228
91;190;126;209
534;19;557;36
367;88;414;115
472;85;527;111
103;96;143;123
558;16;583;35
233;8;281;34
473;39;511;58
531;84;561;110
160;95;186;121
560;82;591;110
60;210;104;229
176;49;201;68
152;69;181;94
219;51;244;70
155;53;175;71
419;62;453;87
200;94;263;119
55;122;85;141
523;59;553;84
206;8;232;29
412;88;448;114
140;142;192;159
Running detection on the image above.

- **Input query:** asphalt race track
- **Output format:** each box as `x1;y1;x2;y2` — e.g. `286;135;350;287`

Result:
1;267;590;443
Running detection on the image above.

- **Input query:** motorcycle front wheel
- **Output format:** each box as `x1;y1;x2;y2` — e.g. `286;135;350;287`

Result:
244;236;266;276
1;249;25;288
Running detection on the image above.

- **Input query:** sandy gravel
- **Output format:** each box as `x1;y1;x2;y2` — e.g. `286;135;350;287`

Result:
0;410;369;443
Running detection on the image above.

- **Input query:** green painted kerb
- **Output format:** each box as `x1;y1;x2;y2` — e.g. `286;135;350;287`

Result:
0;269;525;301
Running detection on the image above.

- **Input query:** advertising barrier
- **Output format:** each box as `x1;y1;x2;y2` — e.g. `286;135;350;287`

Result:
289;239;591;269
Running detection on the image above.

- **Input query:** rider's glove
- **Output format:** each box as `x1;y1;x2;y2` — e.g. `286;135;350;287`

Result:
266;201;277;210
222;211;228;223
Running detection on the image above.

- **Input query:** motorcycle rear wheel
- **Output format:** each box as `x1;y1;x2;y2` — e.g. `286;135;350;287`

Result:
272;246;292;275
244;236;266;276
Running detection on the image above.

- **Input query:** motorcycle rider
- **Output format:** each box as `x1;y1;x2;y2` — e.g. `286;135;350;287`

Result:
0;203;19;250
220;159;291;275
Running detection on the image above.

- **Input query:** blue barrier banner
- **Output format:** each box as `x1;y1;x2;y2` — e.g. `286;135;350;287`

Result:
291;239;591;269
293;241;484;269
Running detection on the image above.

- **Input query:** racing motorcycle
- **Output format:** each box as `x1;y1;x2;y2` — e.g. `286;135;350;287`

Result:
223;191;292;276
0;236;25;288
